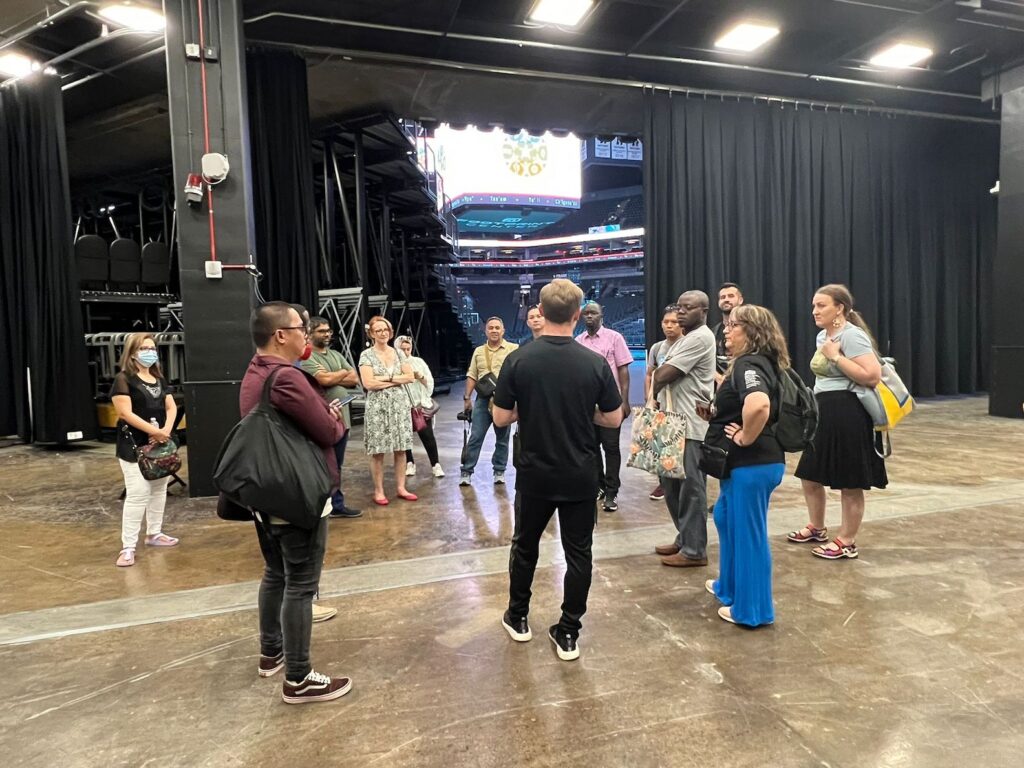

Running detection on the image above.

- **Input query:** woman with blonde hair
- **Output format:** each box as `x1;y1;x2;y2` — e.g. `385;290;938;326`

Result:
359;316;416;505
790;284;885;560
698;305;789;627
110;333;179;567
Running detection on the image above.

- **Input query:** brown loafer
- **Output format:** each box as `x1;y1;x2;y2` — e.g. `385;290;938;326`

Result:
660;553;708;568
654;543;680;556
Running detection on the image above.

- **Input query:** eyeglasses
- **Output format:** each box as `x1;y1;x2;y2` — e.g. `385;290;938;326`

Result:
278;325;309;335
724;320;744;330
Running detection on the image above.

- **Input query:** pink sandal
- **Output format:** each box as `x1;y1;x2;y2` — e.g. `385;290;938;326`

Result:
787;525;828;543
812;537;858;560
145;533;179;547
116;548;135;567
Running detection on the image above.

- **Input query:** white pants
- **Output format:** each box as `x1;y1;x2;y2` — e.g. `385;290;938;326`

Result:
119;459;171;549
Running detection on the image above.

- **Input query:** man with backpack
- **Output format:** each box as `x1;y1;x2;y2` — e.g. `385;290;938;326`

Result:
650;291;717;568
237;302;352;704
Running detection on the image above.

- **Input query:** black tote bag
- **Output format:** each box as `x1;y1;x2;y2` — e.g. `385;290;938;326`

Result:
212;369;332;529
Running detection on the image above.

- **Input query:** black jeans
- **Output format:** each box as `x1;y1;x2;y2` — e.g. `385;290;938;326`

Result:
594;424;622;497
254;515;328;682
331;431;349;511
405;419;439;466
508;494;595;638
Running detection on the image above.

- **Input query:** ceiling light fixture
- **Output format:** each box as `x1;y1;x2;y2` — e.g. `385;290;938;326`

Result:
0;52;36;78
714;22;780;52
869;42;932;68
528;0;594;27
97;3;166;33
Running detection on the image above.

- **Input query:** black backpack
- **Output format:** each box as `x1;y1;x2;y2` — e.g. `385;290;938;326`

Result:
730;359;818;453
772;367;818;452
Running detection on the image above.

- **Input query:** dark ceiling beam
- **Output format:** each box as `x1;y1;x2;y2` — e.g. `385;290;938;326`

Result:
830;0;958;64
252;37;997;124
624;0;693;56
244;11;979;102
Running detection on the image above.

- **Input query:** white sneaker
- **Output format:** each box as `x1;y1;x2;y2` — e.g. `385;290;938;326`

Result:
311;603;337;623
432;463;445;478
405;462;416;477
494;471;505;485
459;473;471;486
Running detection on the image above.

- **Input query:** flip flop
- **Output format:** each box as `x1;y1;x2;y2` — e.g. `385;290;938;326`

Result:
116;548;135;567
145;533;179;547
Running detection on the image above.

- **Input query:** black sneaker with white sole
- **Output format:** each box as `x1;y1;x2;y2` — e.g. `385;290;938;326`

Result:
502;610;532;642
282;670;352;704
258;651;284;678
547;625;580;661
603;495;619;512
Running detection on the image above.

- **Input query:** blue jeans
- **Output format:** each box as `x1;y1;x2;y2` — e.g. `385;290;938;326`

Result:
710;463;785;627
330;431;349;511
460;396;510;475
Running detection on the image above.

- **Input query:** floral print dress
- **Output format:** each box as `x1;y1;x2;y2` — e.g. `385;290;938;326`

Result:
359;346;414;454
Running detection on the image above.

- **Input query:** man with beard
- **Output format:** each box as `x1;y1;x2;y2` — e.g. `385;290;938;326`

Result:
712;283;744;387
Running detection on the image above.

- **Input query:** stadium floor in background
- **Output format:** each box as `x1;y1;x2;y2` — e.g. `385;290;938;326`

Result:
1;394;1023;767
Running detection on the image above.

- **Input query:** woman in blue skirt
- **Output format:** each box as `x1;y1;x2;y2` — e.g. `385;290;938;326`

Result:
697;305;789;627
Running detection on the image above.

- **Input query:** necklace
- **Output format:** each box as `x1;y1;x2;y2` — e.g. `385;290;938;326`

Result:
138;378;161;398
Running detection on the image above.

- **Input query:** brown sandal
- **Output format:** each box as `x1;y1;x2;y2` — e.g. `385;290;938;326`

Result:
787;524;828;543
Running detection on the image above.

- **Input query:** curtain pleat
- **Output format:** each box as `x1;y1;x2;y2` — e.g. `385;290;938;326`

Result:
246;49;319;312
0;75;96;442
643;91;998;396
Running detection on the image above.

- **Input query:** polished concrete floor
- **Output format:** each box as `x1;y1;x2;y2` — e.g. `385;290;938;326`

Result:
2;392;1023;767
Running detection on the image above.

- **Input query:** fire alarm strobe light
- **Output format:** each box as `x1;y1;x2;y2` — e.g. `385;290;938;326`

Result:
184;173;204;207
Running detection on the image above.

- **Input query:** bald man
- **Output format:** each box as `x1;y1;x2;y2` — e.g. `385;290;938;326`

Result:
651;291;716;567
576;301;632;512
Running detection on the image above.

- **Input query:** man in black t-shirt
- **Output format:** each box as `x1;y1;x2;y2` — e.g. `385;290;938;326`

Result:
492;279;623;662
711;283;744;386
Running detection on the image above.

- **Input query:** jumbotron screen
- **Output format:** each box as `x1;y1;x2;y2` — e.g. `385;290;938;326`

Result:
429;126;582;210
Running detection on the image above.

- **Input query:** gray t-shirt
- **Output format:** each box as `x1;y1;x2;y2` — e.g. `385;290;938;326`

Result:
810;324;874;394
647;338;679;370
658;324;716;440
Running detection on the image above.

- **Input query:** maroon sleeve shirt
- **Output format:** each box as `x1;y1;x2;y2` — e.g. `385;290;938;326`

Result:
239;354;345;489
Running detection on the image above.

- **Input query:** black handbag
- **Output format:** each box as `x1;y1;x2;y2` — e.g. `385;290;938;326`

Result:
474;372;498;399
699;430;731;480
216;493;252;522
474;345;498;398
212;368;332;529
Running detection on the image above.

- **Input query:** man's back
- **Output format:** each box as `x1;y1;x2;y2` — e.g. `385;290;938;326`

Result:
495;337;621;501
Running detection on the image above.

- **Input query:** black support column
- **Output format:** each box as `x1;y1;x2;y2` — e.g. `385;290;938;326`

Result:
164;0;257;493
990;66;1024;418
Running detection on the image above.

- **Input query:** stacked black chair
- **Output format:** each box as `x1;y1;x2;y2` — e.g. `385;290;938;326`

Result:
109;238;141;291
141;241;171;290
75;235;109;290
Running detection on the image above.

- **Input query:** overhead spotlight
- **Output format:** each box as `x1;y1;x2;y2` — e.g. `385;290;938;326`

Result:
869;42;932;68
528;0;594;27
714;22;780;52
0;52;36;78
98;3;166;33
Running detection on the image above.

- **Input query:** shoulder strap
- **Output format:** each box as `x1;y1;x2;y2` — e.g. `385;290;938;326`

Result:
260;367;285;408
483;344;494;373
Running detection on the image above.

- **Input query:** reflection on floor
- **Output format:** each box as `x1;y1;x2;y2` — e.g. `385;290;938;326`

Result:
1;395;1023;767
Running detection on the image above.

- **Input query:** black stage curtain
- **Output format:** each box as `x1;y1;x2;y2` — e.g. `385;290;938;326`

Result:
0;75;97;442
643;91;998;397
247;49;319;311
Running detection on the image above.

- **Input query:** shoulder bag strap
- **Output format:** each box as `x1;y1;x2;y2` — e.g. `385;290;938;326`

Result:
261;367;284;408
483;344;494;374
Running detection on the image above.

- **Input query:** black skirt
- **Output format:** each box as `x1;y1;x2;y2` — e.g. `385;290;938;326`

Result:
795;390;887;490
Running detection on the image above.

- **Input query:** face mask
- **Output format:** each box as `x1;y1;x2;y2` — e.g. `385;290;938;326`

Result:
137;350;159;367
300;343;313;361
